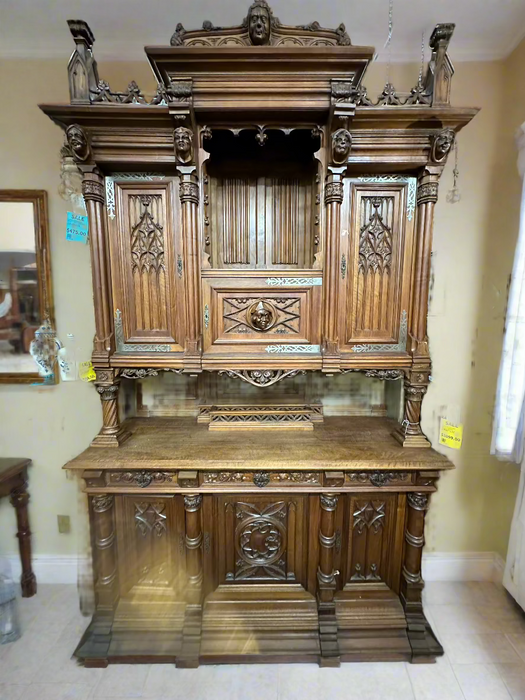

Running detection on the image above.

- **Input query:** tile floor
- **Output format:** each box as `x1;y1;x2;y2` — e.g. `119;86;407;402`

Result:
1;582;525;699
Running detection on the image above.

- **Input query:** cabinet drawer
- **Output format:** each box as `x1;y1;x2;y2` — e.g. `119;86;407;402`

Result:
201;274;322;358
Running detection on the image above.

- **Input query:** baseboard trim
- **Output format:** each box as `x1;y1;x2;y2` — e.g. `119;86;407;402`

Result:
3;551;506;586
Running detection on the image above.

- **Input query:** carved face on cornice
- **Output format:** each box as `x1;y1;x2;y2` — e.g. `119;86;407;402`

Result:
432;128;455;162
174;127;193;164
332;128;352;165
248;1;271;45
65;124;90;162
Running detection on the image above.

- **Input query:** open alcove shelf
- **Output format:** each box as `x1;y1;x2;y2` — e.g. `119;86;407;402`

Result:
41;1;477;668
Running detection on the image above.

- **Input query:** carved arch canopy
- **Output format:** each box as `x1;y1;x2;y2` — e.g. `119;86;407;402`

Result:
170;1;351;48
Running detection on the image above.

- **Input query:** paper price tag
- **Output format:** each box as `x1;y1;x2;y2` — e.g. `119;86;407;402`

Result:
66;212;89;243
79;361;96;382
439;418;463;450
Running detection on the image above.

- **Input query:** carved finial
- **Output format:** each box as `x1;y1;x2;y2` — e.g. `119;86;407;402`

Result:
429;23;455;50
376;83;401;106
425;23;456;106
245;0;273;45
331;128;352;165
335;23;351;46
65;124;91;163
121;80;146;104
174;126;194;164
66;19;99;104
170;22;186;46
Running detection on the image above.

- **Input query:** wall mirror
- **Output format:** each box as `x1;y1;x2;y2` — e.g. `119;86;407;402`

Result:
0;190;55;384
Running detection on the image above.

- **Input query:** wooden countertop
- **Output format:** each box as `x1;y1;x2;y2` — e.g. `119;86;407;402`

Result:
65;417;453;472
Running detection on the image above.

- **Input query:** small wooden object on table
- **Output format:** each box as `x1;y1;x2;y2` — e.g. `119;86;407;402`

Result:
0;458;37;597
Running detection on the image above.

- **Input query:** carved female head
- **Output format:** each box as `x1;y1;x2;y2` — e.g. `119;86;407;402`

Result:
247;0;272;45
174;127;194;164
65;124;90;162
331;128;352;165
432;128;455;162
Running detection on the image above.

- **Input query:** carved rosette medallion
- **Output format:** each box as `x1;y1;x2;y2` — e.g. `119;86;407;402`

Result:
179;181;199;204
253;471;271;488
324;181;344;204
407;493;429;511
92;494;114;512
184;494;203;512
234;501;287;580
417;182;439;205
82;178;104;203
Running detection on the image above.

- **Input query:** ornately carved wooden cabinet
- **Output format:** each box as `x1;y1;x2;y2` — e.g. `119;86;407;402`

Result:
41;4;477;666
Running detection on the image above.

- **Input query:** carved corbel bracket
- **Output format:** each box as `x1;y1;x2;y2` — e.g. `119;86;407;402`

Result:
65;124;92;164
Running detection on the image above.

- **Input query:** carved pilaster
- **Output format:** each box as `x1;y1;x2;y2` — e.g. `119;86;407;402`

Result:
82;169;114;365
317;493;340;666
322;169;345;373
91;372;131;448
401;492;443;660
178;167;202;372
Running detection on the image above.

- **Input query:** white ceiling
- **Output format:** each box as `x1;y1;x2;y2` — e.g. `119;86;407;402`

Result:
1;0;525;63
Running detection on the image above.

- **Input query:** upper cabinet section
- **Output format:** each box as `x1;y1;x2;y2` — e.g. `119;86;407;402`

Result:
203;130;321;270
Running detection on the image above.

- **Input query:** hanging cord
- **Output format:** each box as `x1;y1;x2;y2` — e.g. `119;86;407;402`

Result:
418;31;425;84
373;0;394;64
446;139;461;204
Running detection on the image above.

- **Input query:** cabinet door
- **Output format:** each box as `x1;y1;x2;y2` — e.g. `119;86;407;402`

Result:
216;495;308;586
115;495;186;596
108;177;185;354
339;178;415;356
342;493;401;590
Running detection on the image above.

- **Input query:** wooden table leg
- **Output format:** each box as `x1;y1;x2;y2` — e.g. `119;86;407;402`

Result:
10;485;37;598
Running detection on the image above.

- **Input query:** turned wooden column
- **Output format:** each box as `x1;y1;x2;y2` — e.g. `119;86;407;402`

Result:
178;494;203;668
92;494;119;613
322;168;345;372
178;166;202;372
81;169;114;365
401;492;442;658
317;493;340;665
91;376;130;447
10;485;37;597
394;170;439;448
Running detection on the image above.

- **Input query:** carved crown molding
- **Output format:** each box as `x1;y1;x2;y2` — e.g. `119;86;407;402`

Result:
170;1;351;48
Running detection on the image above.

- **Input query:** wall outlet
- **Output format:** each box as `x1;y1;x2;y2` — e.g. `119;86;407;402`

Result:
57;515;71;534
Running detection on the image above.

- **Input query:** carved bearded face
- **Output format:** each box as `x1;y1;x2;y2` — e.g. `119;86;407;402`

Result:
66;124;89;162
332;128;352;164
433;129;455;162
248;3;271;45
174;127;193;164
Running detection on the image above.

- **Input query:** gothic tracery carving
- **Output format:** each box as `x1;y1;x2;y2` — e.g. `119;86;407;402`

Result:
130;195;165;274
353;501;385;534
358;197;393;274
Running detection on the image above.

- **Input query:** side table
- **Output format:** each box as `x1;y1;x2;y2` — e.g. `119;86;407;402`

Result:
0;458;37;597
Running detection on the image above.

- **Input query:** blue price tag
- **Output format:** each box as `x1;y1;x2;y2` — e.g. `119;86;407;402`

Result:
66;212;89;243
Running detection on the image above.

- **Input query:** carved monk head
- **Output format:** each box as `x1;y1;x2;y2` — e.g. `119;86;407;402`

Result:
173;126;193;164
65;124;90;162
332;128;352;165
432;128;455;162
250;301;274;331
247;0;272;45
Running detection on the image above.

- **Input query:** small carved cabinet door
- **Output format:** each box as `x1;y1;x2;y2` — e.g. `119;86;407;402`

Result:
216;495;308;586
115;495;186;596
338;178;416;356
342;493;401;590
107;178;185;355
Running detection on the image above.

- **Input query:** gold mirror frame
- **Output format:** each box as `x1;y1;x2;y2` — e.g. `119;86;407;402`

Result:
0;190;56;384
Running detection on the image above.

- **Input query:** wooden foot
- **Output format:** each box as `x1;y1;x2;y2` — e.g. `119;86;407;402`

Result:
91;427;131;448
406;611;443;662
392;428;431;448
74;615;113;664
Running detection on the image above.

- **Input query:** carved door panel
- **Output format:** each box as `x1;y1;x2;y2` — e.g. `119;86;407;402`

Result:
107;178;185;354
201;273;322;360
216;494;308;586
339;178;415;355
342;493;400;590
115;495;186;595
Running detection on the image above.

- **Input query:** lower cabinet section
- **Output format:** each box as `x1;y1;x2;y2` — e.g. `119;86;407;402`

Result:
76;487;443;667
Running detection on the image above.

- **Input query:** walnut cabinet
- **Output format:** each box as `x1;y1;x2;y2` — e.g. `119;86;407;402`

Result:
41;4;477;667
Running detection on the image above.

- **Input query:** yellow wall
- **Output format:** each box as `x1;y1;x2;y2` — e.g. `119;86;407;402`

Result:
0;49;524;560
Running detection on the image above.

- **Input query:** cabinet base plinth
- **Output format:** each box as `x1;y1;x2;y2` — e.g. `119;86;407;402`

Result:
392;428;431;448
91;429;132;448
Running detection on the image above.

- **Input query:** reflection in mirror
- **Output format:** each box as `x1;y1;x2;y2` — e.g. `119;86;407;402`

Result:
0;191;55;383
